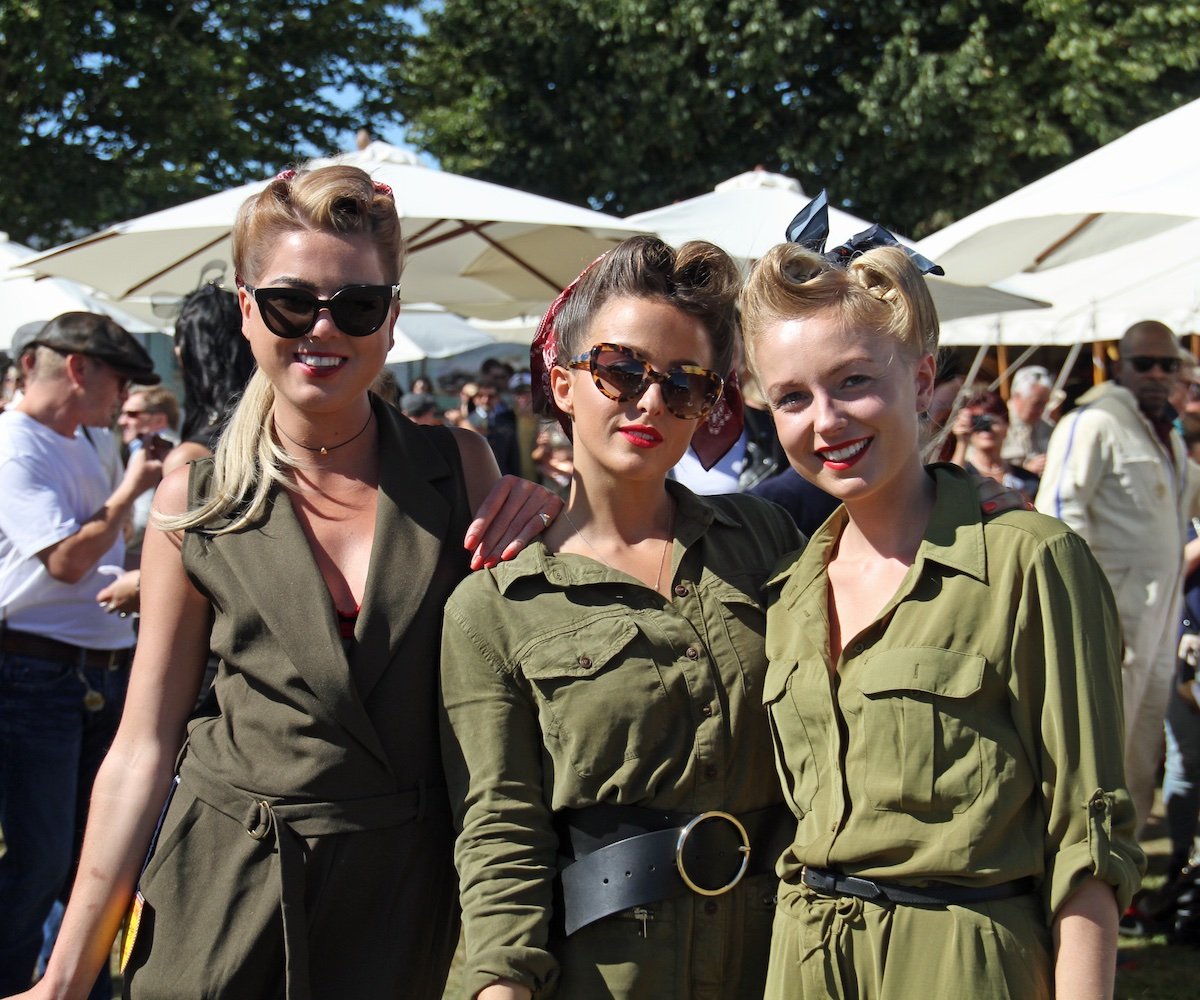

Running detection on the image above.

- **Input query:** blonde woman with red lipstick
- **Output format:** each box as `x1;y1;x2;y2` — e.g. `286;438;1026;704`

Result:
439;236;802;999
10;165;560;1000
740;231;1144;999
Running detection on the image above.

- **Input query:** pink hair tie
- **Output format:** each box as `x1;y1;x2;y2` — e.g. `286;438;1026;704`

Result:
274;168;297;182
373;180;394;198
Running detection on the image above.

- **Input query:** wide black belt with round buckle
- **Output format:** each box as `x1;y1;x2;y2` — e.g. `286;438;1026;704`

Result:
556;802;791;935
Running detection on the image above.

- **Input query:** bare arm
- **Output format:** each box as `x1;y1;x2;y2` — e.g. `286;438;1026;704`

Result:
478;983;533;1000
25;468;213;1000
451;427;563;569
1052;876;1118;1000
39;444;165;584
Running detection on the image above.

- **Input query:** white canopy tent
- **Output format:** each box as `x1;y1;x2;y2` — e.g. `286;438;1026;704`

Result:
385;307;500;364
625;169;1049;322
939;218;1200;347
19;142;648;324
918;99;1200;285
0;233;162;351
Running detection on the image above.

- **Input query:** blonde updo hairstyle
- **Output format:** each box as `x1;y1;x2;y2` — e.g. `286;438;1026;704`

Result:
740;243;939;376
554;235;741;378
161;164;402;534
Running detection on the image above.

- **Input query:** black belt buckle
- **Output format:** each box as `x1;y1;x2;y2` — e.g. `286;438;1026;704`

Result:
675;810;751;896
802;866;886;903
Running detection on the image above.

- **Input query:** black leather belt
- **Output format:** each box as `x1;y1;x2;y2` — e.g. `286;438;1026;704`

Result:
556;802;792;935
801;866;1036;907
0;628;131;670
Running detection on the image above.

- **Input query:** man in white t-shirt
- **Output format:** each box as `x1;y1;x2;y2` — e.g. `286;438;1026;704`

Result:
0;313;168;996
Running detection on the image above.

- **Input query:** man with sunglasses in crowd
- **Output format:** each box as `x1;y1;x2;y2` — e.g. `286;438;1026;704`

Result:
1037;320;1193;843
0;312;166;996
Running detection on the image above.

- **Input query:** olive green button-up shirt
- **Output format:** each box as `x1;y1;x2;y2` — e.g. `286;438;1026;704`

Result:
764;464;1144;924
440;483;801;999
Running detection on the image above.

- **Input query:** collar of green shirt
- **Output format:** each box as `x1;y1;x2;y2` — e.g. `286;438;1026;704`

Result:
766;464;989;609
489;479;743;595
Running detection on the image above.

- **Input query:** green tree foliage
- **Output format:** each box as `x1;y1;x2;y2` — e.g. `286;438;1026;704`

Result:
1;0;411;247
396;0;1200;237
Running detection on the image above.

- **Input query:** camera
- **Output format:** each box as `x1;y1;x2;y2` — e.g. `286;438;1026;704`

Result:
970;414;994;432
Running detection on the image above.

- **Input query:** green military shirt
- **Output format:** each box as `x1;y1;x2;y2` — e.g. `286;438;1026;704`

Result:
763;464;1143;993
440;483;801;999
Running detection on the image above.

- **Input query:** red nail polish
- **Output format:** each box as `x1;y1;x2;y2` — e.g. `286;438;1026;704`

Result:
982;500;997;513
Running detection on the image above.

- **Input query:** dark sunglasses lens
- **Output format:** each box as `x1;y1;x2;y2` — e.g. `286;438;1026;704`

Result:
1131;356;1181;374
330;289;391;337
664;371;721;418
593;352;649;400
258;289;317;338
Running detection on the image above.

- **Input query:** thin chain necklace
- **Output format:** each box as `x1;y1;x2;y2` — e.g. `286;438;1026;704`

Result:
275;410;374;457
561;502;675;593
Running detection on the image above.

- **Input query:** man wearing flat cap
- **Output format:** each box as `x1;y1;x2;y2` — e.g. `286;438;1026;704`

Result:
0;313;167;994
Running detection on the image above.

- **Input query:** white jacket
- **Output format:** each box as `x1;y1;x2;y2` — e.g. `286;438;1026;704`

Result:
1035;382;1185;672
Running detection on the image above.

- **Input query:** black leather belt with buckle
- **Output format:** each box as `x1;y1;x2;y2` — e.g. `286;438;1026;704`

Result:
555;802;792;935
800;865;1036;907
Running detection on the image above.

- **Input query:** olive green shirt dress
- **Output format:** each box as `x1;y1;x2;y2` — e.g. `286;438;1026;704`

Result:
762;464;1145;999
123;400;470;1000
440;483;801;1000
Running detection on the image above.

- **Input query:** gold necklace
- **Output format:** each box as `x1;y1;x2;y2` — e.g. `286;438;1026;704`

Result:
275;410;374;457
561;503;675;593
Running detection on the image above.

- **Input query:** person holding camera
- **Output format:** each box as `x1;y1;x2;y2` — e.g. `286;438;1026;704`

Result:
949;386;1039;502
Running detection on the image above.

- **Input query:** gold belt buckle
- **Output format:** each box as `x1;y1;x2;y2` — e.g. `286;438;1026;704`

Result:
675;810;751;897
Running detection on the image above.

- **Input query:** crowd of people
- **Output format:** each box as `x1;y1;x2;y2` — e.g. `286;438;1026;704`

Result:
0;163;1194;1000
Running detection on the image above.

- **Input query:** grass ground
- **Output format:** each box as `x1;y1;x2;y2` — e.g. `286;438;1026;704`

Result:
1114;802;1197;1000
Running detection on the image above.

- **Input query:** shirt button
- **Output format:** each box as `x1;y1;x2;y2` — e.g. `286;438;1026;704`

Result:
686;646;700;660
578;655;592;668
674;584;689;597
704;900;718;915
704;764;718;781
701;704;713;717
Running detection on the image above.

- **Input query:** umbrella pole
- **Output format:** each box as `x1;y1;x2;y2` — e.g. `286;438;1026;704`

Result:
996;343;1010;400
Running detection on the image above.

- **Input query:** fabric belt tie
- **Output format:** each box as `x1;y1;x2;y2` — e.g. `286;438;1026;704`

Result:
556;802;792;935
800;865;1036;907
0;627;131;669
178;754;435;1000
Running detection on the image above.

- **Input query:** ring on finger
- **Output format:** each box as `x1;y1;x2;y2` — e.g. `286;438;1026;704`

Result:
537;511;552;528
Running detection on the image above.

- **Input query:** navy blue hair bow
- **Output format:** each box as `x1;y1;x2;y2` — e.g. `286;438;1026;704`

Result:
785;190;945;276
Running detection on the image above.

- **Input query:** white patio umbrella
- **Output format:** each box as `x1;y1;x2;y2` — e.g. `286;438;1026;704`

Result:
918;98;1200;285
20;142;648;323
0;233;162;350
385;306;500;364
625;169;1049;323
939;218;1200;347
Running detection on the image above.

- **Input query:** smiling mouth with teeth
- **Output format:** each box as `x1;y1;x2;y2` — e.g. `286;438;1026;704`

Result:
819;438;870;463
297;354;344;368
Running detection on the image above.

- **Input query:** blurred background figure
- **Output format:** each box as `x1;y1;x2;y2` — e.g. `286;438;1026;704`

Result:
116;387;180;565
950;386;1039;501
400;391;444;426
164;283;256;475
369;369;401;407
1003;364;1055;485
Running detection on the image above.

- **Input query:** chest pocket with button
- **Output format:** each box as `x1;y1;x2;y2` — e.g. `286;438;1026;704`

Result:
518;615;672;780
711;579;768;699
761;660;820;820
855;647;985;815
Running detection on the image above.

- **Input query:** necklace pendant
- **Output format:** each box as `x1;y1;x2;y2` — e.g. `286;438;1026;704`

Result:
320;446;328;456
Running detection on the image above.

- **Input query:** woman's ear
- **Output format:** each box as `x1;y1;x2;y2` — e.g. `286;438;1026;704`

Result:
914;352;937;413
238;286;254;342
549;363;574;421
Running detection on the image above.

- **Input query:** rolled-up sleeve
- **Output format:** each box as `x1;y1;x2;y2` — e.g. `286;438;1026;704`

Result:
1010;531;1144;919
440;582;560;998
